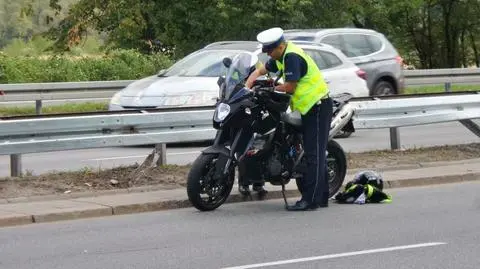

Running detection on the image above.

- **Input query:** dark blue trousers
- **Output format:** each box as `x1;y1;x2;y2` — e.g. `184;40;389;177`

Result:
299;97;333;205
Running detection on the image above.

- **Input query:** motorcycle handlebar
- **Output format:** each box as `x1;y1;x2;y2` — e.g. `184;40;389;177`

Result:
252;85;275;93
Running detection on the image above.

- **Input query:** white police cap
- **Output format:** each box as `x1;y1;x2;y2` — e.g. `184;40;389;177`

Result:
256;27;285;52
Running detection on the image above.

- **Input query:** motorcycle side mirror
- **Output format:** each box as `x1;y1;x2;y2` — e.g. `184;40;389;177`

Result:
223;57;232;68
217;76;225;87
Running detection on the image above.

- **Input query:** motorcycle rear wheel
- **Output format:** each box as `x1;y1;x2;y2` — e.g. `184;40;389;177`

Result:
187;153;235;211
295;139;347;198
326;139;347;197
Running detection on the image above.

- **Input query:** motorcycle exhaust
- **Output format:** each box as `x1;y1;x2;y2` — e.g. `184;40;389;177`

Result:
328;103;355;140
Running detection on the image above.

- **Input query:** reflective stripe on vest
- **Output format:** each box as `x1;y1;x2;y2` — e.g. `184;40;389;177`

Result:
275;42;329;115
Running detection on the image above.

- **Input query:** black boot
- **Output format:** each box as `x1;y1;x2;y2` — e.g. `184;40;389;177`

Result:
286;200;319;211
252;184;268;199
238;185;250;196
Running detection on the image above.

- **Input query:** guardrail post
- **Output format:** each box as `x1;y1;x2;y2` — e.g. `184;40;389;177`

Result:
444;82;451;92
10;154;22;177
155;143;167;166
389;127;401;150
35;100;42;114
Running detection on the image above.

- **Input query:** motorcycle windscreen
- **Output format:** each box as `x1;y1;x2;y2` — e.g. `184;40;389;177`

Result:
223;52;258;101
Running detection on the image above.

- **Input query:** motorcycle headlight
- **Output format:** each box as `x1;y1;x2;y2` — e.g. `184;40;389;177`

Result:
214;103;230;122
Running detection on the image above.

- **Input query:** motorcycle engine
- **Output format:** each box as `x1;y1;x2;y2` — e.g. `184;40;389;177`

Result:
243;133;290;185
267;155;282;178
266;151;290;185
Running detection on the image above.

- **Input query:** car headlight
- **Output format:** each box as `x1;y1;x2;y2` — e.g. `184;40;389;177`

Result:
110;92;122;105
214;103;230;122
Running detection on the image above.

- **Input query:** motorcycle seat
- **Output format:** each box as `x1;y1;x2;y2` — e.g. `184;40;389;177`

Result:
281;111;302;127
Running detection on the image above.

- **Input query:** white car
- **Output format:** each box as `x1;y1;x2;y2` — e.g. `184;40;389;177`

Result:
108;40;368;111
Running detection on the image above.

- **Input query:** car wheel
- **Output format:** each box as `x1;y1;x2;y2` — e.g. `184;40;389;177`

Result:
372;81;396;96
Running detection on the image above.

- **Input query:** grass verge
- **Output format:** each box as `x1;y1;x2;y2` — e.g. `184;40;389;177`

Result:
404;84;479;94
0;102;109;116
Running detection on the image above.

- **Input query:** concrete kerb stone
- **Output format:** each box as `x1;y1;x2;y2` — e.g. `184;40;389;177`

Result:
110;190;302;216
31;207;113;223
0;200;114;227
0;211;33;227
1;170;480;228
384;172;480;189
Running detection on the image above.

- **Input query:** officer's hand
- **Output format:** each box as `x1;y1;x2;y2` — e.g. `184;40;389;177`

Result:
251;85;262;92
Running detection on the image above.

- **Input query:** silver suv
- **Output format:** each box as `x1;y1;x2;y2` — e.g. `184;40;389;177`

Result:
283;28;405;96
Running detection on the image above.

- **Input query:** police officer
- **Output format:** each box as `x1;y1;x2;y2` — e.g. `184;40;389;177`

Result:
245;27;333;211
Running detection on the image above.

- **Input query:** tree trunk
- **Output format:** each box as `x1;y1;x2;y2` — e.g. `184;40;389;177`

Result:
470;31;480;67
426;2;435;68
405;9;428;68
442;0;461;68
460;30;466;67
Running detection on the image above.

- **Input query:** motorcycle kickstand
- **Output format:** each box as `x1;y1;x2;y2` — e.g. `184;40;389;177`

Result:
281;178;290;209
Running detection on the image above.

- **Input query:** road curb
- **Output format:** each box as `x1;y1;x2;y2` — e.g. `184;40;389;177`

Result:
109;190;303;216
1;173;479;228
384;172;480;188
32;207;113;224
0;212;33;227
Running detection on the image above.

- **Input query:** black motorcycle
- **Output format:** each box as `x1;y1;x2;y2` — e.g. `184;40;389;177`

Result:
186;52;355;211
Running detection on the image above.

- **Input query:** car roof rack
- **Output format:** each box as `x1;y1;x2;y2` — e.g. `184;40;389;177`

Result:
204;41;260;48
288;40;324;46
284;27;378;34
284;28;322;33
205;40;324;48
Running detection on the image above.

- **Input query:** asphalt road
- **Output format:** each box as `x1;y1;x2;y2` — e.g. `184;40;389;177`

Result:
0;121;479;177
0;181;479;269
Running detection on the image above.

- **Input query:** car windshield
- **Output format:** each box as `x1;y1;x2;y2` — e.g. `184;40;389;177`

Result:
161;50;245;77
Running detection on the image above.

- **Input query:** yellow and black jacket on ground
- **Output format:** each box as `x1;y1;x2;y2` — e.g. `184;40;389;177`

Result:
334;177;392;204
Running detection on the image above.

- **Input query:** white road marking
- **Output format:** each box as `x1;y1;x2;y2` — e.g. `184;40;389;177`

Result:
86;151;201;161
221;242;447;269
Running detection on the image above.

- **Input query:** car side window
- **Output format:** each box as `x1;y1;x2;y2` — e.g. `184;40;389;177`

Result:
318;51;342;68
304;50;329;69
340;34;380;57
321;35;341;47
320;34;347;54
366;35;383;52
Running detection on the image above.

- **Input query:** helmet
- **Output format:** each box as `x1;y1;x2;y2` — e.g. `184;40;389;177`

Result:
353;170;384;190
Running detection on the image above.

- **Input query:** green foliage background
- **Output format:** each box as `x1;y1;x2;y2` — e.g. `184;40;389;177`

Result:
1;0;480;83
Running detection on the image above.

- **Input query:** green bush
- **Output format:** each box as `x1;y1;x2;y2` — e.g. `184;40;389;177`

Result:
0;49;173;83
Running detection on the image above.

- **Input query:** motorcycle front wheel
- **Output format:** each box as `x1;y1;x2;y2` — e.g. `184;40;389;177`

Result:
187;153;235;211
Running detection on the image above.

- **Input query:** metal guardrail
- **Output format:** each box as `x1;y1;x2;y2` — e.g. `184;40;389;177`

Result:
403;68;480;91
0;68;479;110
1;91;479;177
